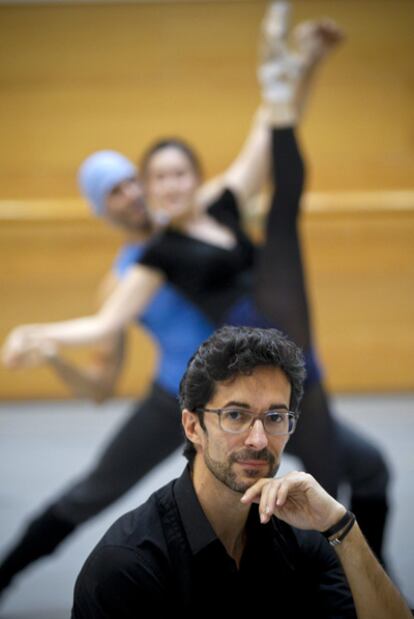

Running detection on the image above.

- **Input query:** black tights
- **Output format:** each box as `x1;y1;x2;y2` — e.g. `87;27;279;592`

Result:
254;128;390;557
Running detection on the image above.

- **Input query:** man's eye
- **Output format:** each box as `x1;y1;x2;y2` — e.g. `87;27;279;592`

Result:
224;410;244;421
267;412;284;424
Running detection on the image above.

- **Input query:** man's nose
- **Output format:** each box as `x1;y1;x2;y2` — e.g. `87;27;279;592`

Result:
244;419;268;450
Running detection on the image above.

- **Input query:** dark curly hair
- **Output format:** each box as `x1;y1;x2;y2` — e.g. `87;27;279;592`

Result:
179;326;306;462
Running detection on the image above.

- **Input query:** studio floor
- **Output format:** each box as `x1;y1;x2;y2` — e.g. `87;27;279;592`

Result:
0;394;413;617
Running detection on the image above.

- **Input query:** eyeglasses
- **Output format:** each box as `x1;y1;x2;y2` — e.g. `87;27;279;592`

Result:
195;407;299;436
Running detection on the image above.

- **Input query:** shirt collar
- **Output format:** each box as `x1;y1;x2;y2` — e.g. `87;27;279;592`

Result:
173;465;282;561
173;465;218;555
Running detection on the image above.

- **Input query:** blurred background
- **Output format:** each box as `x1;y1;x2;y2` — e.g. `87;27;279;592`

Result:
0;0;413;398
0;0;413;616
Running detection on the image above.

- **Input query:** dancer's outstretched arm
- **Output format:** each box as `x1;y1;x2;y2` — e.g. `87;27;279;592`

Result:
197;107;271;211
23;334;125;402
2;263;164;368
3;270;127;400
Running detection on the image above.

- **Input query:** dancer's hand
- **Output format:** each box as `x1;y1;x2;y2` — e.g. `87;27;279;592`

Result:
293;18;345;65
2;325;53;368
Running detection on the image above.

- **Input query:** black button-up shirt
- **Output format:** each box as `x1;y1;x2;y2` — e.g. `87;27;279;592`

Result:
72;467;357;618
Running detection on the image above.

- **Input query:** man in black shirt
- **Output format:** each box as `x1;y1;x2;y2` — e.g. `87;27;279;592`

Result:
72;326;410;618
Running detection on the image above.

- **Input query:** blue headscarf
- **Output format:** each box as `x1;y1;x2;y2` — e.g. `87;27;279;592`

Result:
78;150;137;215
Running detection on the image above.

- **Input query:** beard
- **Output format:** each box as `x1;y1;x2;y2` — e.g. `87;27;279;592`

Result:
111;199;153;234
203;446;279;494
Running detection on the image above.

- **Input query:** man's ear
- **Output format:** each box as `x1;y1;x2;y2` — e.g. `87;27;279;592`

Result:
182;409;203;448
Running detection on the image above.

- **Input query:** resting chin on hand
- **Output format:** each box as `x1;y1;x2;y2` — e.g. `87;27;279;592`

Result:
241;471;412;619
240;470;345;530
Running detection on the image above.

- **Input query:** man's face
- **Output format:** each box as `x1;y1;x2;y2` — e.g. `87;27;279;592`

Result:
105;177;151;232
187;366;292;494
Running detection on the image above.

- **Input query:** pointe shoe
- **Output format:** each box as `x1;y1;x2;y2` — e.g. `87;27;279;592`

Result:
258;1;302;124
258;3;344;125
260;1;291;62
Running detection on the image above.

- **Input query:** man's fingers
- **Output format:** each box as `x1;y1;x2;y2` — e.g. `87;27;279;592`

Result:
274;478;290;508
240;478;269;505
259;480;281;523
241;478;287;524
259;478;296;522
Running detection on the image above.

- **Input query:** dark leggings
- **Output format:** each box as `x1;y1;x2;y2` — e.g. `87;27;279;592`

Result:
53;383;183;523
255;128;390;516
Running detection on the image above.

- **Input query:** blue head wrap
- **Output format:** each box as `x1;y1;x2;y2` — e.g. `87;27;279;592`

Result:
78;150;137;216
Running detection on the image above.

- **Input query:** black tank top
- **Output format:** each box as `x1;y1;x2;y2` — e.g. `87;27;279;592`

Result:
139;189;255;323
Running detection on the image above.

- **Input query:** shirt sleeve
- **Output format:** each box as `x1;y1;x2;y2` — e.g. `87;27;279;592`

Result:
207;188;241;229
294;529;358;619
71;544;169;618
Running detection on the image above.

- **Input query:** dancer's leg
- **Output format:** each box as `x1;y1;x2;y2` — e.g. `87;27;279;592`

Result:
254;125;391;567
255;126;310;350
255;39;391;560
53;383;182;523
285;380;340;495
0;383;182;596
255;2;343;346
336;419;390;564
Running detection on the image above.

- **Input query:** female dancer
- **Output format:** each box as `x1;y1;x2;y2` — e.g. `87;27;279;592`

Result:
1;4;389;599
126;15;389;558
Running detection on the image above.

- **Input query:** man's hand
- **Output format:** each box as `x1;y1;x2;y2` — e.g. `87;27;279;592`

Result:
241;471;346;532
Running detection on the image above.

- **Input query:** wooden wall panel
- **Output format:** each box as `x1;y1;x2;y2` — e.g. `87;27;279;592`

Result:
303;207;414;392
0;0;413;199
1;193;413;399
